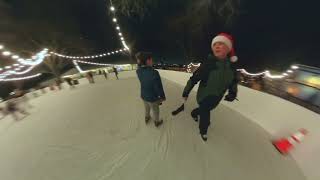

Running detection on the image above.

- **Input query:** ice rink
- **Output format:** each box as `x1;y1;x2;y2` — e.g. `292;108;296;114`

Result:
0;71;306;180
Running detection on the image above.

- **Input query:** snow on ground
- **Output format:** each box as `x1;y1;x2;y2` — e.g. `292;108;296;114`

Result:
0;71;306;180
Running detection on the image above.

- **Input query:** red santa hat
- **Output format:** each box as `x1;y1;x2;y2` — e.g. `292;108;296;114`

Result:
211;33;238;63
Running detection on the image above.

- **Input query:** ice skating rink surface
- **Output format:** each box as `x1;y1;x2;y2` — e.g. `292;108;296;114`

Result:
0;71;306;180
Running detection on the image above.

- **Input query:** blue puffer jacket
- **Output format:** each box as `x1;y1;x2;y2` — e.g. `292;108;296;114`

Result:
136;66;166;102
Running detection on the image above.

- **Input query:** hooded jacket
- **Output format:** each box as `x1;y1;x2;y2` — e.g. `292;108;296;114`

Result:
136;66;166;102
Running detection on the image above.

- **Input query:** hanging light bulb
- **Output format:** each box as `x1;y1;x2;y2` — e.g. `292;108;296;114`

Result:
3;51;11;56
12;55;19;59
113;18;117;22
0;45;4;49
110;6;115;11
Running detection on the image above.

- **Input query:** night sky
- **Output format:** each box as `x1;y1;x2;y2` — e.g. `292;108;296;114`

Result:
1;0;319;72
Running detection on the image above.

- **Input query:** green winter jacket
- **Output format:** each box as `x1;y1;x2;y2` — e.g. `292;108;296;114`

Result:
183;54;238;103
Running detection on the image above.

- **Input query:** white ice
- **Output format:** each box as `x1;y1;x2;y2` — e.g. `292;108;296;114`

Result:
0;71;306;180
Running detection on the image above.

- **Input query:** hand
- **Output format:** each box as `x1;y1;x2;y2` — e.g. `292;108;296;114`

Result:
224;94;236;102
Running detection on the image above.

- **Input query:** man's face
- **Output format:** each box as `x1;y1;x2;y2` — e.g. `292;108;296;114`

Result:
212;42;230;60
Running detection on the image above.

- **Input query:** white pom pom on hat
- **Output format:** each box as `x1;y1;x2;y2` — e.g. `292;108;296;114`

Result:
211;33;238;63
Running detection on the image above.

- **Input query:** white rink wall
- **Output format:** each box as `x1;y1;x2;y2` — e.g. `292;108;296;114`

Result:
159;70;320;180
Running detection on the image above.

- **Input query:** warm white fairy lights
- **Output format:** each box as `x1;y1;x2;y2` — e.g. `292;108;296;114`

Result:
238;69;266;76
0;48;48;80
109;3;130;51
0;44;48;69
73;60;84;73
72;59;132;73
2;51;11;56
49;5;130;60
50;48;127;60
74;60;114;66
186;62;300;80
264;71;285;79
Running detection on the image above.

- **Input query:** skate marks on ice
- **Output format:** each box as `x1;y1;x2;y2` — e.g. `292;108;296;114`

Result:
0;73;306;180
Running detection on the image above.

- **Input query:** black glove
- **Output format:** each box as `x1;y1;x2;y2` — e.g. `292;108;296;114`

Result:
224;94;236;102
182;92;188;98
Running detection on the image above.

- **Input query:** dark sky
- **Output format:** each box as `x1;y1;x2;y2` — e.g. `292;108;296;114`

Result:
1;0;320;71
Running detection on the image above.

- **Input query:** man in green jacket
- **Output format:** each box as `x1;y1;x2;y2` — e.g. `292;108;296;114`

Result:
182;33;239;141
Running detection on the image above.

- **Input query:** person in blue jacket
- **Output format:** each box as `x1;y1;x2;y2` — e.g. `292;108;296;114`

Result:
136;52;166;127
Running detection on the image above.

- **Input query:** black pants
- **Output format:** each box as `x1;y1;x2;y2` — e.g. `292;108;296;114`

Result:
191;95;223;135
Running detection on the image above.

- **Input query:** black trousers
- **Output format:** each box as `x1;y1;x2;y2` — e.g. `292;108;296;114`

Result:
191;95;223;135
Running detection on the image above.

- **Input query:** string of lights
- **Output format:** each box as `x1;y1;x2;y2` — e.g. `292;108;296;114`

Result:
0;49;48;79
186;62;300;79
73;60;115;66
0;44;48;68
237;69;266;76
50;48;128;60
109;2;130;51
73;60;84;73
49;3;130;60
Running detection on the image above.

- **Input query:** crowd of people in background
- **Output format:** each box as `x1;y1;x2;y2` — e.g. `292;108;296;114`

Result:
84;67;119;84
0;66;122;122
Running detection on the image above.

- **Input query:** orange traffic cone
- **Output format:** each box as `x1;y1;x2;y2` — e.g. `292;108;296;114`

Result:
273;129;308;155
